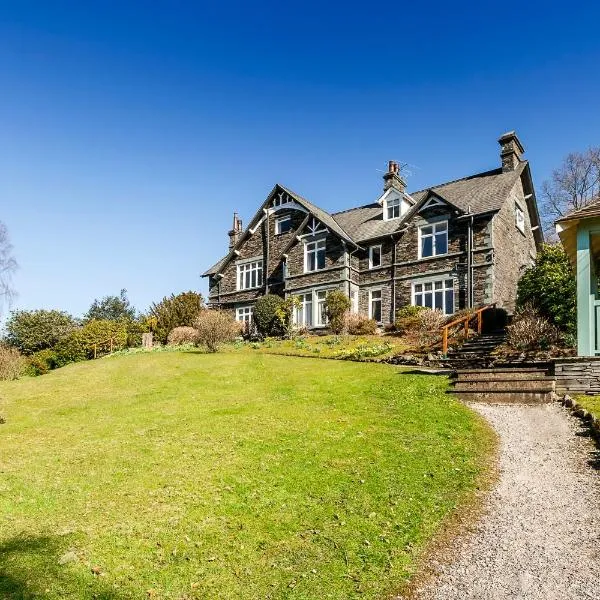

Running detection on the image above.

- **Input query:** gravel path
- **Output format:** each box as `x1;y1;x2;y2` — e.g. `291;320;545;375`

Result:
413;403;600;600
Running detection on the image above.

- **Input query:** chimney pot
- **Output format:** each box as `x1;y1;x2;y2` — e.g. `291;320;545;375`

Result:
383;160;405;192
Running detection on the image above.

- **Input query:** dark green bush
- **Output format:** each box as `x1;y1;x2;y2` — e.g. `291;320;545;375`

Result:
26;349;59;376
517;244;576;336
149;291;205;343
4;309;76;355
325;291;351;334
84;289;136;322
253;294;286;337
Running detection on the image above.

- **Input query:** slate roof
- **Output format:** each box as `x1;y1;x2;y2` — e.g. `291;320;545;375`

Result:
333;164;526;242
555;196;600;223
203;163;528;275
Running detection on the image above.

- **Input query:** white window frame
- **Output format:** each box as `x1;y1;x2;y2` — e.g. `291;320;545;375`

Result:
275;215;292;235
411;277;455;315
304;238;326;273
236;259;263;291
293;288;335;328
418;220;448;259
235;305;254;323
369;245;382;269
385;197;401;220
368;289;383;323
515;203;525;233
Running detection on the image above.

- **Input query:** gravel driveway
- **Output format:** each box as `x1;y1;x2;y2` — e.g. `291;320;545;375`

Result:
411;403;600;600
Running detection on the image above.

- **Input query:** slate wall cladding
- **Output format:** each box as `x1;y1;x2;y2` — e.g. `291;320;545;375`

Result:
554;358;600;394
491;178;537;313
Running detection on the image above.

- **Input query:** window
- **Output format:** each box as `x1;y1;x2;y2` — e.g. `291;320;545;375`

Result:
419;221;448;258
237;260;263;290
515;204;525;233
275;215;292;235
293;289;332;328
412;278;454;315
305;239;326;272
236;305;254;323
369;245;382;269
295;293;313;328
386;197;401;220
316;290;328;326
369;289;382;322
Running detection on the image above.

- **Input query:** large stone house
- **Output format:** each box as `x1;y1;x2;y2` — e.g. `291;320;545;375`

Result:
202;131;543;329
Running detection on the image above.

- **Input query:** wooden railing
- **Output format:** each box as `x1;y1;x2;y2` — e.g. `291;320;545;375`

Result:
441;303;496;356
92;337;116;359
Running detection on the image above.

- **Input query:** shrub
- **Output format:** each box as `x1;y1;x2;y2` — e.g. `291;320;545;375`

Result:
167;326;199;346
395;306;445;348
26;349;59;376
53;331;88;367
274;296;301;338
194;310;238;352
517;244;576;336
253;294;286;337
4;309;76;354
344;313;378;335
506;304;560;351
325;291;351;334
149;291;205;343
394;305;427;334
0;345;24;380
84;289;136;322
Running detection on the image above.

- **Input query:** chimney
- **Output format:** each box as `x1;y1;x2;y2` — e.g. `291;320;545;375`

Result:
228;212;243;249
383;160;406;193
498;131;525;172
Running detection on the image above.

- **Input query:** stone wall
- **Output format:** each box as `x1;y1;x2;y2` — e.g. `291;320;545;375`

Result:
553;358;600;394
491;177;537;313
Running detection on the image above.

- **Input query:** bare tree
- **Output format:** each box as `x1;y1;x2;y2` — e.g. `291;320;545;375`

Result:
0;221;17;315
541;147;600;235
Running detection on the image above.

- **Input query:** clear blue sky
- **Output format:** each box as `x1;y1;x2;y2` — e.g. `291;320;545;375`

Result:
1;1;599;318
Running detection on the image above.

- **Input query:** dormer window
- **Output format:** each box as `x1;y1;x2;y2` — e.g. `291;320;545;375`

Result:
386;197;401;220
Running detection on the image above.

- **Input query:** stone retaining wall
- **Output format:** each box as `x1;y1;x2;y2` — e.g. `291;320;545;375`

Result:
553;357;600;394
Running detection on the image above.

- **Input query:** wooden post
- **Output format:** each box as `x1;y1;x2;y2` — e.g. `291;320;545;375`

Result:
464;319;469;338
93;344;97;359
110;338;113;353
142;332;153;350
442;328;448;355
477;310;482;334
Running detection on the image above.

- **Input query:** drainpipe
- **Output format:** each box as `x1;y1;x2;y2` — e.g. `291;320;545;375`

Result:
264;207;270;294
391;234;396;321
466;209;473;309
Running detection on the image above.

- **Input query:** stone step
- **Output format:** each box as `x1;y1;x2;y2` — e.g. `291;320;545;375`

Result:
453;369;550;381
453;379;555;392
449;389;554;404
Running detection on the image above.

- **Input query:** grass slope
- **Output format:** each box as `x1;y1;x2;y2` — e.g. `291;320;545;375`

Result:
0;352;493;599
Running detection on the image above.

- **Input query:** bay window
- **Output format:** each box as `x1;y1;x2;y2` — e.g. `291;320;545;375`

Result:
236;305;254;323
295;293;313;328
412;278;454;315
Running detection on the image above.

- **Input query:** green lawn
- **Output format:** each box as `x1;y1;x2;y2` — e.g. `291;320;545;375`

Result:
577;395;600;420
0;351;494;599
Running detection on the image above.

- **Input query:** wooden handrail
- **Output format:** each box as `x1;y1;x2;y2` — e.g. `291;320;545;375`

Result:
441;303;496;355
93;337;115;359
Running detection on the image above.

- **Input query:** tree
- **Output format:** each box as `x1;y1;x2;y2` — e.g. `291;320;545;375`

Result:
148;291;205;343
4;309;77;355
84;289;136;322
0;221;17;316
516;244;576;337
540;147;600;235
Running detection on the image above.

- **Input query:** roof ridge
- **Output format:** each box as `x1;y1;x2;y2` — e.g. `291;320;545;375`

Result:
407;166;510;196
332;202;379;216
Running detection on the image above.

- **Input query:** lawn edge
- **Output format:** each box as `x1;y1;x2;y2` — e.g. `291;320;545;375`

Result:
391;402;500;600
